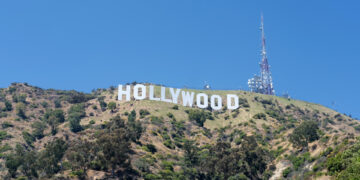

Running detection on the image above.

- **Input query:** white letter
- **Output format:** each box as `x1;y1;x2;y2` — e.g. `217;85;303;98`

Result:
134;84;146;100
118;84;131;101
227;94;239;110
211;95;222;110
161;87;172;103
181;91;195;107
170;88;181;104
196;93;208;109
149;85;160;101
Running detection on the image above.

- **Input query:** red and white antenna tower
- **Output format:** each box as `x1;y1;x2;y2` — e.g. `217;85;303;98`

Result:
259;14;275;95
248;14;275;95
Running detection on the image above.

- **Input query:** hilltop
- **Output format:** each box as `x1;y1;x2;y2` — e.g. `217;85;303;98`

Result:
0;82;359;180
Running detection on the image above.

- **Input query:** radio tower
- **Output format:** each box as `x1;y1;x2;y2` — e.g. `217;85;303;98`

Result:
259;14;274;95
248;14;275;95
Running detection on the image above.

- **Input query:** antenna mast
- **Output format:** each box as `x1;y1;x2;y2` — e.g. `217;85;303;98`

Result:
259;14;275;95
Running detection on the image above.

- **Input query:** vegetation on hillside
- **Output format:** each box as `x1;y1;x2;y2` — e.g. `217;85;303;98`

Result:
0;83;358;179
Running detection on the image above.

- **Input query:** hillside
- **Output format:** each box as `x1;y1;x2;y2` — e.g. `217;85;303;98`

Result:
0;83;359;180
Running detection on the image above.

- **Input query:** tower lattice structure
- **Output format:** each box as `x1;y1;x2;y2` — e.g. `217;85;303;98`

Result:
248;14;275;95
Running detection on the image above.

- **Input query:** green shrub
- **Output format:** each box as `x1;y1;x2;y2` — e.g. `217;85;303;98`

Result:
5;100;12;111
161;161;174;171
63;91;94;104
282;167;292;177
128;110;136;122
150;116;164;125
312;163;321;172
44;109;65;123
172;105;179;110
41;101;48;108
232;109;240;118
22;131;35;146
287;152;311;170
68;104;86;118
0;112;7;118
97;96;107;111
163;140;175;149
265;110;281;119
13;94;27;103
0;131;11;142
145;144;157;153
167;112;174;119
228;174;248;180
5;153;22;178
249;119;256;124
353;125;360;131
253;113;266;120
144;174;161;180
107;101;116;112
0;143;12;153
16;103;26;119
54;99;62;108
69;116;83;133
260;99;273;105
321;147;333;157
271;146;285;158
140;109;150;118
334;113;344;121
70;170;85;178
134;158;150;172
8;86;16;94
89;120;95;125
31;121;47;139
238;98;250;108
2;121;13;128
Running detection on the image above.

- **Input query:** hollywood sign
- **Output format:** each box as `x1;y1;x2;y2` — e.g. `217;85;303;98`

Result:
118;84;240;110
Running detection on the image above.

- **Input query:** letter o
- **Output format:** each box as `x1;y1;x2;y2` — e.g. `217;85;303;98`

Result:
211;95;222;110
133;84;146;100
196;93;208;109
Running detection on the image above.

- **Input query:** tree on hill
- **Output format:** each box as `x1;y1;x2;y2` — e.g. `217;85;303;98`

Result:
31;121;47;139
95;115;138;178
107;102;116;113
289;120;319;148
4;100;12;111
187;109;213;127
97;128;131;176
68;104;86;133
127;111;143;142
97;96;107;111
37;138;68;177
5;144;38;179
43;109;65;135
69;115;83;133
16;103;26;119
128;110;136;122
66;139;95;179
181;136;270;179
63;91;94;104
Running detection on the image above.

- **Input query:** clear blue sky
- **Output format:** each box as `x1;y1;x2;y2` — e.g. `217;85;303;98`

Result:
0;1;359;118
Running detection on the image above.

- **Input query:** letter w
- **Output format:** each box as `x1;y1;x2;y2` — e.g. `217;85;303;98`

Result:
182;91;194;107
